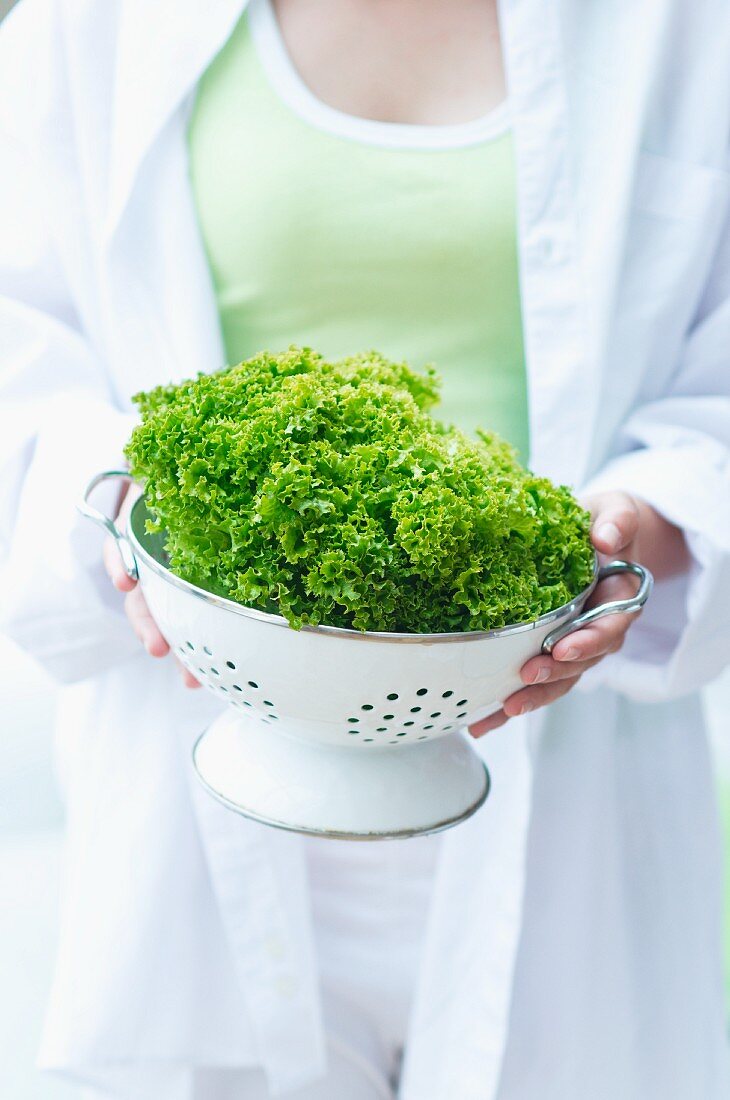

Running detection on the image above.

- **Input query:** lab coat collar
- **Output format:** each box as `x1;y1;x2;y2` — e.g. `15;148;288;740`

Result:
107;0;248;240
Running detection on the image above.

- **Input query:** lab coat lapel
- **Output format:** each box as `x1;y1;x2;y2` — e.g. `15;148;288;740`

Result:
564;4;670;475
106;0;248;241
498;0;593;485
101;1;250;398
501;0;667;486
493;0;591;490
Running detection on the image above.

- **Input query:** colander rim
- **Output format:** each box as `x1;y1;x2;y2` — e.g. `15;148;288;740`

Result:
128;497;598;644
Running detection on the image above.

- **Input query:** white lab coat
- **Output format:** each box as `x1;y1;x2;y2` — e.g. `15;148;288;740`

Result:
1;1;729;1097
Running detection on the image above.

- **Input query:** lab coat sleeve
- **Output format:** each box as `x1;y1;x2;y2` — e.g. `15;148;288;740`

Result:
581;204;730;701
0;7;140;683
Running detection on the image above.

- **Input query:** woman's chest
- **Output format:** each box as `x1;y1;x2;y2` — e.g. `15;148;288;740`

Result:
190;108;518;315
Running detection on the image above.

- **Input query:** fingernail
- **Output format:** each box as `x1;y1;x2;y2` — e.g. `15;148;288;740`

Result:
595;521;620;551
519;702;535;715
560;646;579;661
531;666;551;684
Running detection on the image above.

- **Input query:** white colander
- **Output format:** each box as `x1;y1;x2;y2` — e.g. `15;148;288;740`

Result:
80;471;652;839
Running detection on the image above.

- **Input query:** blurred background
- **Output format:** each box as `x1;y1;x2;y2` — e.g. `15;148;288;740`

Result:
0;6;72;1097
0;0;727;1096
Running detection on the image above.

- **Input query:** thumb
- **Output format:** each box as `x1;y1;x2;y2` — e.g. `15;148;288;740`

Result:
582;491;640;555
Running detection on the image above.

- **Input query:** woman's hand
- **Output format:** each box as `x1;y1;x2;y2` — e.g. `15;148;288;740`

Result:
469;491;689;737
103;481;201;688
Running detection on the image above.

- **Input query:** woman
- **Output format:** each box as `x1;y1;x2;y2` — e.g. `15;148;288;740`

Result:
1;1;729;1097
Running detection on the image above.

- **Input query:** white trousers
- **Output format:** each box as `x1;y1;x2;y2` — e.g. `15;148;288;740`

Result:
74;832;442;1099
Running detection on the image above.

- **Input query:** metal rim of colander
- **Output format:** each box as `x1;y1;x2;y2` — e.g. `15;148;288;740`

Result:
128;497;599;644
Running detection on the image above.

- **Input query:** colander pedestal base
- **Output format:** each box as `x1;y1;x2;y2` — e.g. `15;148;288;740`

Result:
193;710;490;840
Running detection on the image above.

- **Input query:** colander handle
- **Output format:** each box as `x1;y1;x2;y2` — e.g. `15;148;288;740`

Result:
77;469;139;581
541;560;653;655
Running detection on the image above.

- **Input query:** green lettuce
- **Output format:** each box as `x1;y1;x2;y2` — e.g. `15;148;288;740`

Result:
125;347;593;632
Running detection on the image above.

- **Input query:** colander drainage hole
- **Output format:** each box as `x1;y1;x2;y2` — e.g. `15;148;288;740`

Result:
442;725;453;731
383;714;395;721
361;704;374;711
457;712;467;719
347;718;359;724
186;641;195;651
416;688;428;696
417;735;428;740
363;738;374;743
396;732;407;737
424;724;434;730
386;692;399;701
457;699;468;707
410;706;421;713
232;685;242;692
248;681;259;689
226;661;236;670
263;700;274;707
347;730;358;736
377;727;387;732
203;646;212;656
430;712;441;718
211;667;219;676
403;721;414;727
442;690;453;698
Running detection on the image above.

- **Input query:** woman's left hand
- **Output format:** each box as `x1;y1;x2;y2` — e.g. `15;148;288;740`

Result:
469;491;688;738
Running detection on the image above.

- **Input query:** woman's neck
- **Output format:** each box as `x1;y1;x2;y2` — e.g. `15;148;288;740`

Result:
270;0;506;126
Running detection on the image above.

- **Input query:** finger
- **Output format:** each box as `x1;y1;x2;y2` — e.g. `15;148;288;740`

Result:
124;585;170;657
103;535;137;592
174;656;202;689
551;615;632;663
502;675;580;718
520;652;602;685
583;491;639;556
469;709;510;738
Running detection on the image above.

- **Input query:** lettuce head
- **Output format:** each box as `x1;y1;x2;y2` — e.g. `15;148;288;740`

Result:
124;347;594;632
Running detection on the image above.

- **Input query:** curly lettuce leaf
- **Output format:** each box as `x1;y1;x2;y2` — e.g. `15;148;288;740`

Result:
125;347;593;632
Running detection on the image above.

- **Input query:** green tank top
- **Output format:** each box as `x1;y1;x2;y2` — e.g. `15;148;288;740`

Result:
188;0;529;457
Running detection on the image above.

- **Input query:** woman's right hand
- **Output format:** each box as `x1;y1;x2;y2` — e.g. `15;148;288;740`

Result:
102;481;201;688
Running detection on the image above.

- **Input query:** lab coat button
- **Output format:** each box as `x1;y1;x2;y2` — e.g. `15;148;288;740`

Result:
275;975;299;999
531;232;564;263
265;935;286;960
